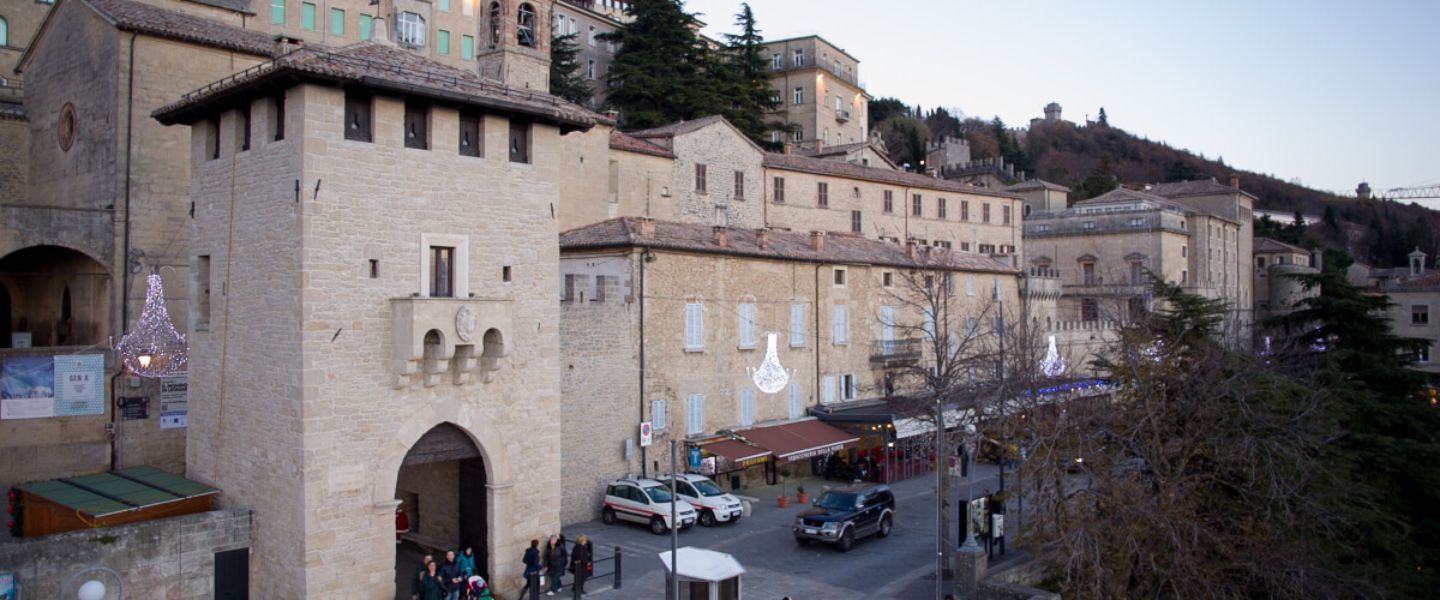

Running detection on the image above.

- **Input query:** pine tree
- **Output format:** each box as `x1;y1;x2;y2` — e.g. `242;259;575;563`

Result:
719;3;781;148
549;33;593;106
1097;107;1109;127
601;0;723;129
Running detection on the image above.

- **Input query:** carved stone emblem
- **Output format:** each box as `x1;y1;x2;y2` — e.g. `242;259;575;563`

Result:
455;305;477;343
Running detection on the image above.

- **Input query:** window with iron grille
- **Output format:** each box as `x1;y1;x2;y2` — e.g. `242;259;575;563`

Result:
734;171;745;199
938;198;947;219
883;190;893;213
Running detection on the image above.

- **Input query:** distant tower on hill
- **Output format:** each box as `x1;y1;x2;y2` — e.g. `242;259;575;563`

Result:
1044;102;1062;122
1356;182;1372;199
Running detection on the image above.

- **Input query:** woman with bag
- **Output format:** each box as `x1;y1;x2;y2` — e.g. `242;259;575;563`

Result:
569;534;593;595
544;535;568;596
518;539;543;597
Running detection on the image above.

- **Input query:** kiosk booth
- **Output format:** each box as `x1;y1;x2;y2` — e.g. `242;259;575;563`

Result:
657;547;745;600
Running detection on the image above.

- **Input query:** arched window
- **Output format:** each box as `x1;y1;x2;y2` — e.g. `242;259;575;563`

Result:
488;2;501;47
517;3;536;47
0;17;8;47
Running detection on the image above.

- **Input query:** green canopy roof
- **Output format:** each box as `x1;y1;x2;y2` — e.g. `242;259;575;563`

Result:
18;466;218;518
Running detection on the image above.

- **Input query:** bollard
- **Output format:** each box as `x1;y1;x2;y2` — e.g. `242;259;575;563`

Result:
614;545;623;590
528;571;541;600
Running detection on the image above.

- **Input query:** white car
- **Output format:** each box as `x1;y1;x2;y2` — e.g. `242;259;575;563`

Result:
601;478;698;535
668;474;744;526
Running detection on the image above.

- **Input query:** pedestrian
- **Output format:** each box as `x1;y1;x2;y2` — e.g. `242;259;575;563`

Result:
439;550;464;600
544;535;568;596
570;534;593;595
417;554;435;580
518;539;543;597
457;545;477;579
412;559;446;600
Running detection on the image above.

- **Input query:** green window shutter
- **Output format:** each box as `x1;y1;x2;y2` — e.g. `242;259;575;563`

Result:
359;14;373;40
330;8;345;35
270;0;285;24
461;35;474;59
438;30;450;54
439;0;451;11
301;2;316;30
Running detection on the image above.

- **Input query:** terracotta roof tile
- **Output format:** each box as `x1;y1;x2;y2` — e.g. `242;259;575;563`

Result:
560;218;1020;274
764;153;1021;200
86;0;277;57
627;115;729;138
1004;179;1069;193
1254;237;1309;254
609;130;673;158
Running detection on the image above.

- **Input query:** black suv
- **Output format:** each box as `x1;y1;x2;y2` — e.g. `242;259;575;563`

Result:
791;484;896;552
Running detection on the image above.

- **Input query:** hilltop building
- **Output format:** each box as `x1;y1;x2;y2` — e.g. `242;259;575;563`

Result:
1252;237;1319;323
1348;249;1439;377
759;35;869;150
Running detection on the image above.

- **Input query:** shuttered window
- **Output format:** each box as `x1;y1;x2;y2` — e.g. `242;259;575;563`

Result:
739;388;755;426
687;394;705;435
685;301;704;349
788;383;803;419
789;303;805;346
652;399;667;431
832;304;848;344
880;305;895;344
737;302;756;348
821;376;836;404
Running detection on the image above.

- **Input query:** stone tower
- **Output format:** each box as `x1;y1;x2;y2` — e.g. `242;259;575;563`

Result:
477;0;551;91
1044;102;1062;122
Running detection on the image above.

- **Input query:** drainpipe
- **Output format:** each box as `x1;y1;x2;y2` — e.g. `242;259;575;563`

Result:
813;263;821;409
111;32;140;471
638;248;648;477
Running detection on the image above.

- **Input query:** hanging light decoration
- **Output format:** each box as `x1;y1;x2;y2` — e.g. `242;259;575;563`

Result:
749;333;795;394
1039;335;1067;378
116;273;188;378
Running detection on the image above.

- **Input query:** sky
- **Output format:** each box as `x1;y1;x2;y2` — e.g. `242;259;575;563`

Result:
682;0;1440;206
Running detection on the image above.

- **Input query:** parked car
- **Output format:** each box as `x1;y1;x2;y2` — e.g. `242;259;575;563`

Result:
792;484;895;552
667;474;744;527
601;478;697;535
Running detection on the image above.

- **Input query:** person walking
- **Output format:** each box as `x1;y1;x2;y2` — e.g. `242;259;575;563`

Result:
439;550;464;600
518;539;543;598
569;534;593;595
412;560;447;600
457;546;477;578
544;535;568;596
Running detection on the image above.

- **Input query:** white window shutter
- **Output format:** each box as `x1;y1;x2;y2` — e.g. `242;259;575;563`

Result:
833;305;848;344
652;399;666;431
790;303;805;345
740;388;754;426
847;374;857;399
821;375;836;404
687;394;704;435
739;303;756;347
788;383;802;419
685;302;704;349
881;305;895;344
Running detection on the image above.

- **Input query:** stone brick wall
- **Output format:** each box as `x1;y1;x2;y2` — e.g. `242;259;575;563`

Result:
556;126;677;232
0;509;254;600
0;117;28;204
667;121;767;229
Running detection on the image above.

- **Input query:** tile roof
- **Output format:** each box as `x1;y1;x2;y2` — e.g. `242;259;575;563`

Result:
185;0;255;14
1073;188;1196;213
85;0;276;57
560;217;1020;274
799;141;869;157
1004;179;1070;193
609;130;674;158
1147;178;1256;200
1254;237;1309;255
764;153;1021;200
627;114;730;138
154;42;604;129
1387;270;1440;290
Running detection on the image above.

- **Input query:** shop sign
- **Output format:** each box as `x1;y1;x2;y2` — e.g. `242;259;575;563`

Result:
688;447;702;469
782;442;846;463
160;375;188;429
737;456;769;468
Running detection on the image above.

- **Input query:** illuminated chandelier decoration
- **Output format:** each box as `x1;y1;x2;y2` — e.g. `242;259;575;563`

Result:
116;273;188;378
749;333;795;394
1039;335;1067;378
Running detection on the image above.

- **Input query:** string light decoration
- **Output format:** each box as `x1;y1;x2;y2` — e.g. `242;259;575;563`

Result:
748;333;795;394
1040;335;1067;377
116;273;188;378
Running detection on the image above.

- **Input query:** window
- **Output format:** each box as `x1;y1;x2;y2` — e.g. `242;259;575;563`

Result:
1081;298;1099;322
1003;205;1012;224
832;304;848;344
792;128;803;142
236;104;251;152
738;301;756;348
789;303;805;347
771;130;781;143
330;8;344;35
734;171;745;199
739;388;755;426
686;394;705;435
461;34;475;59
922;306;935;340
1082;262;1096;285
694;164;707;194
773;177;785;203
822;375;836;404
301;2;316;30
398;11;424;46
430;246;455;297
835;96;842;112
464;0;474;15
1130;262;1144;284
833;267;846;286
508;119;530;163
488;2;501;46
983;203;991;223
270;0;284;24
840;374;857;400
966;275;975;296
194;255;211;330
1082;220;1095;230
404;100;429;150
459;111;482;157
517;3;536;47
359;14;373;40
1129;217;1144;228
588;25;597;46
911;194;922;216
652;399;667;431
978;243;995;254
771;53;781;69
502;266;512;282
1419;345;1432;364
685;301;704;349
1182;245;1188;258
793;87;804;105
882;272;894;288
961;200;970;221
880;305;895;346
788;383;802;419
205;118;220;160
938;198;947;219
1182;270;1189;284
793;48;804;67
1415;305;1431;326
437;29;450;54
851;210;862;233
270;94;285;141
883;190;893;213
817;182;828;207
586;59;595;79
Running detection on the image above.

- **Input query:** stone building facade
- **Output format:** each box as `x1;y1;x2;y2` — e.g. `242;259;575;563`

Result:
760;35;868;148
557;218;1024;524
551;0;630;107
155;28;596;598
1252;236;1318;322
1349;250;1440;377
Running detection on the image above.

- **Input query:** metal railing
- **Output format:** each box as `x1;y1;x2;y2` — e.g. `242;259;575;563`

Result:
0;78;23;104
770;57;862;87
870;338;922;363
524;545;622;600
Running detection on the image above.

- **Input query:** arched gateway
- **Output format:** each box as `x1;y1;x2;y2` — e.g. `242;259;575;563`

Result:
394;423;490;596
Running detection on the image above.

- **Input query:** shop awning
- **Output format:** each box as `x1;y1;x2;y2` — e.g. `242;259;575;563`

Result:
892;408;972;439
701;439;772;464
737;419;858;463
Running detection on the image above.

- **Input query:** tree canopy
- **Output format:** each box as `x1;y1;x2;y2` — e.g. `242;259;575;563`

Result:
600;0;724;129
548;33;592;106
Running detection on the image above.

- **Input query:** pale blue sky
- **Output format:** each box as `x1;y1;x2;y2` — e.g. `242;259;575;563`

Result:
685;0;1440;204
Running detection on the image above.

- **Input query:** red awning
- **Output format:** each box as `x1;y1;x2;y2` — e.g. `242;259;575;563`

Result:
737;419;859;463
701;439;772;464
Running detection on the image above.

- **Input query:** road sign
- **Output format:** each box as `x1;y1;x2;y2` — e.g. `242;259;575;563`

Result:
639;421;653;447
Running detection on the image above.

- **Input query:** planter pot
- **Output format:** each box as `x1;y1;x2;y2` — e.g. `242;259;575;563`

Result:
777;494;790;508
796;492;809;504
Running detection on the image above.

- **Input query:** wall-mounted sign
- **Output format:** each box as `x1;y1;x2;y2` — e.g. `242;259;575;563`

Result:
119;396;150;421
639;421;652;447
688;447;702;469
10;332;31;348
54;354;105;417
160;376;188;429
1;356;55;419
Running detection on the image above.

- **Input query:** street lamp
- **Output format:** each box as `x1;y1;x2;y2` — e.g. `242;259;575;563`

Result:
78;580;106;600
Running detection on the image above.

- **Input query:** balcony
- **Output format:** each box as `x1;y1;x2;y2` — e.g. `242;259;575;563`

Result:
870;338;922;366
769;57;863;88
835;108;851;123
391;297;513;388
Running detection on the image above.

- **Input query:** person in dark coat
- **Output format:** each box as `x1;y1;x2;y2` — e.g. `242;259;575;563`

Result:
438;550;464;600
413;560;447;600
544;535;568;595
518;539;543;597
569;534;594;595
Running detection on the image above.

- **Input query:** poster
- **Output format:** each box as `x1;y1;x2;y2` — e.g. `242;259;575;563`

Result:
54;354;105;416
160;375;188;429
1;356;56;419
0;571;14;600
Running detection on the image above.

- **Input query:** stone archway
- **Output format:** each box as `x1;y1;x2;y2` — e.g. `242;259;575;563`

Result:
393;423;490;597
0;245;111;348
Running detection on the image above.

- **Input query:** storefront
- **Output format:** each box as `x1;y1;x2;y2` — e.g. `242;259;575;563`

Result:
735;419;858;482
692;438;774;491
811;400;971;483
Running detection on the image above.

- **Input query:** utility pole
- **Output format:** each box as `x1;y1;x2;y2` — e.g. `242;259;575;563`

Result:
668;439;679;600
935;399;946;599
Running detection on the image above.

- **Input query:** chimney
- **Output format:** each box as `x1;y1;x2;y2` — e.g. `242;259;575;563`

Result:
906;239;919;260
713;226;728;248
637;217;655;237
603;109;620;123
810;231;825;252
1229;174;1240;189
370;16;395;46
273;34;304;56
756;228;770;250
